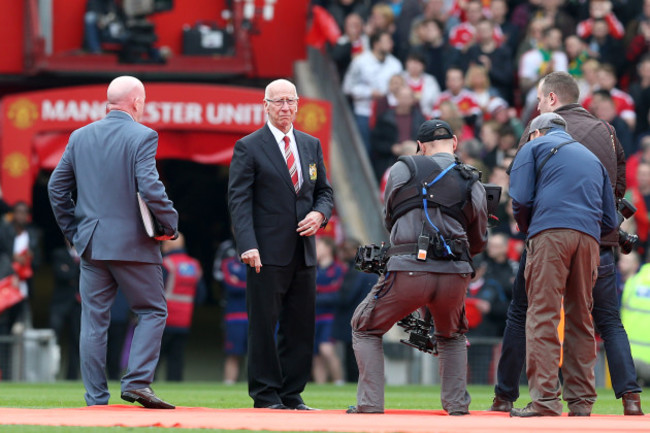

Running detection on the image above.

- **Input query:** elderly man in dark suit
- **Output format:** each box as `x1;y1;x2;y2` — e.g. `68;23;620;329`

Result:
228;79;334;410
48;75;178;409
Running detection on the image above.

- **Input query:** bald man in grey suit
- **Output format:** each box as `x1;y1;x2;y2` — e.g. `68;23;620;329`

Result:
48;76;178;409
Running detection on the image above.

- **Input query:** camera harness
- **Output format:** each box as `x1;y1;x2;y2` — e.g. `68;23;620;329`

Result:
388;155;480;263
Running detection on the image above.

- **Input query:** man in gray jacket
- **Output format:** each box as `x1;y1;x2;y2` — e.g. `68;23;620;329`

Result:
48;76;178;409
347;119;488;415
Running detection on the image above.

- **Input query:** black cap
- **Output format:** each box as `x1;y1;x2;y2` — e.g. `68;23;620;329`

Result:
417;119;454;142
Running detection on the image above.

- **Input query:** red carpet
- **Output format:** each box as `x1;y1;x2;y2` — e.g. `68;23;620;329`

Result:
0;406;648;432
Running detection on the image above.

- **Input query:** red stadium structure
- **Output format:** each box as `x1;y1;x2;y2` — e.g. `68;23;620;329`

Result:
0;0;331;205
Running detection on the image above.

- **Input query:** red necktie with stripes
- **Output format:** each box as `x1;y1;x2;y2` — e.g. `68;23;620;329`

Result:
283;136;300;193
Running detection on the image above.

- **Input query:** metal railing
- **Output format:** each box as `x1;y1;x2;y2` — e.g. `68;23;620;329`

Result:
0;329;60;382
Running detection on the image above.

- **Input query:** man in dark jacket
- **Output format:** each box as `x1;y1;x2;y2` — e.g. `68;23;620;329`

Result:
491;71;644;416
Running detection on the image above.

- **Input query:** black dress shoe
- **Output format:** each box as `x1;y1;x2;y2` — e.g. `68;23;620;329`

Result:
121;387;175;409
263;403;289;409
489;395;513;412
568;411;590;417
292;403;319;410
623;392;644;416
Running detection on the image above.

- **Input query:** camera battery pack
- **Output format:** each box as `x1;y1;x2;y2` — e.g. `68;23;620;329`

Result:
417;235;429;261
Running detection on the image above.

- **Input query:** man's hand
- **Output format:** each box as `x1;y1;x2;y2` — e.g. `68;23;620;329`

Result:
297;211;325;237
241;249;262;273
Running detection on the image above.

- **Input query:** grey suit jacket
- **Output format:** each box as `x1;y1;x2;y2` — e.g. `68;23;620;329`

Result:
48;110;178;264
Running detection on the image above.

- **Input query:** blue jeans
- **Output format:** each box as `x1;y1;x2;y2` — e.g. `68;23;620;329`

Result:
494;248;641;401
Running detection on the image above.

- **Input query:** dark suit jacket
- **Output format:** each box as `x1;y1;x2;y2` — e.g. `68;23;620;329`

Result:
48;110;178;264
228;124;334;267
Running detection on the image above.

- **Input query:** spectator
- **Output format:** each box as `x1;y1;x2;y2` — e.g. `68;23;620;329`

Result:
330;13;369;80
83;0;127;54
576;0;625;41
465;64;499;117
409;0;456;37
392;0;423;63
626;135;650;190
539;0;576;40
482;232;517;311
624;0;650;50
591;90;635;158
487;97;524;139
625;161;650;257
479;120;503;172
465;235;512;384
448;0;503;52
49;244;81;380
514;17;550;68
584;18;625;77
437;99;475;142
401;52;440;118
213;240;248;385
580;58;602;103
410;19;461;90
509;0;544;38
432;67;482;131
343;30;403;153
313;236;345;385
617;251;641;299
370;85;425;180
518;26;568;98
583;63;636;131
465;18;514;105
0;201;42;329
373;73;405;122
629;54;650;136
327;0;370;33
365;3;396;37
489;0;518;57
331;239;377;383
565;35;591;80
158;233;205;382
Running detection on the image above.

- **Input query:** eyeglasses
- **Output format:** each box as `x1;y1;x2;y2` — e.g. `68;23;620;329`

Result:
265;98;299;107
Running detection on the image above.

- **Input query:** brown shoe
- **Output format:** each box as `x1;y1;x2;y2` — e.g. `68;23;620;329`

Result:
489;395;513;412
623;392;644;416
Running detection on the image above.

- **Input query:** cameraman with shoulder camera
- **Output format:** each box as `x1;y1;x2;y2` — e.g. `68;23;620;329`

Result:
490;71;644;416
347;120;488;415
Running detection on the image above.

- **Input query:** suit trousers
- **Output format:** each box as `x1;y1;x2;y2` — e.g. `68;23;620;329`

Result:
80;250;166;406
352;270;471;413
494;249;642;402
524;229;598;415
246;240;316;408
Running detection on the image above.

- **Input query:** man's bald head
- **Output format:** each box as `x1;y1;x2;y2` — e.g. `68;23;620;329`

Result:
106;76;146;121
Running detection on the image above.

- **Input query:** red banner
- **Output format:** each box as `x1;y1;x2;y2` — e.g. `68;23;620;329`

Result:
0;84;331;205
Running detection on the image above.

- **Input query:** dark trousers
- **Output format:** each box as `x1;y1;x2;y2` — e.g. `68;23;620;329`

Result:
158;330;188;381
246;241;316;408
494;248;642;402
50;300;81;380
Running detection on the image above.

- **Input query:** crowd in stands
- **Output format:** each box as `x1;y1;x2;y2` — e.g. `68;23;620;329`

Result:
314;0;650;382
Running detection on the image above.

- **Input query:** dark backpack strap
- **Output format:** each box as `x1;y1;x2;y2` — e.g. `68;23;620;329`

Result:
536;140;575;178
